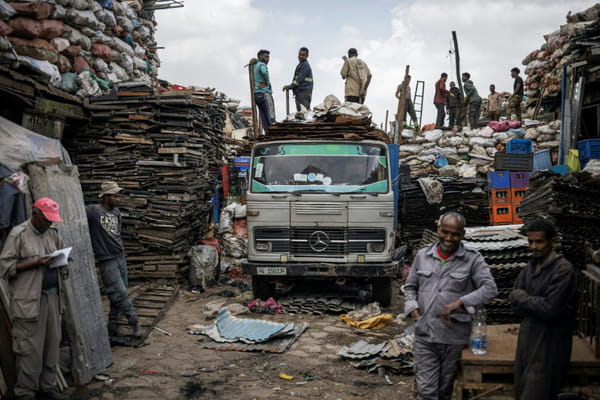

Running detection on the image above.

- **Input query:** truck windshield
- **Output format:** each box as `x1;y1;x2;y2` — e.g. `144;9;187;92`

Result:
250;143;389;194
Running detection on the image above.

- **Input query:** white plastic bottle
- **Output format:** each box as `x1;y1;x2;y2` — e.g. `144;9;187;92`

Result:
470;306;487;355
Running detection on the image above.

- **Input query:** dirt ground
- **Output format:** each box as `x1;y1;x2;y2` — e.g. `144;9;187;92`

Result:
69;278;416;400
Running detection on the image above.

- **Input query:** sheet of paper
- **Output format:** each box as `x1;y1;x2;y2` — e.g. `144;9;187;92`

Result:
48;247;72;268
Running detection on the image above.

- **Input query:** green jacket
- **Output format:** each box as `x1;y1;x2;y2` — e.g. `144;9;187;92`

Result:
463;80;481;103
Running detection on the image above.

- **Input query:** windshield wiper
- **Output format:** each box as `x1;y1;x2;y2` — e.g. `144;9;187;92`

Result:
291;189;340;196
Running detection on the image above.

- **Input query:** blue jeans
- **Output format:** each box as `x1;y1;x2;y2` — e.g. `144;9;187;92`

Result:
99;255;138;325
254;92;275;131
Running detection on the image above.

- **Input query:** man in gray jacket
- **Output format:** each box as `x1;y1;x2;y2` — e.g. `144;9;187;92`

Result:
404;212;497;400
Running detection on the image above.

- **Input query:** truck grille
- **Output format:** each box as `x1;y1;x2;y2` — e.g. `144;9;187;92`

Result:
254;228;290;252
348;229;386;253
291;228;347;256
255;227;386;256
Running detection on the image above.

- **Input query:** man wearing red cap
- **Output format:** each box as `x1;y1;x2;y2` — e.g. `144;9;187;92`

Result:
86;181;141;338
0;198;70;400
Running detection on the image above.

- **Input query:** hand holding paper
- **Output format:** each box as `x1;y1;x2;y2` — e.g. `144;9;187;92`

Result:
47;247;72;269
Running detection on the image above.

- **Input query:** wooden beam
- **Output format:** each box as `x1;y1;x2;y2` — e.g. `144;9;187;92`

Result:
395;65;411;137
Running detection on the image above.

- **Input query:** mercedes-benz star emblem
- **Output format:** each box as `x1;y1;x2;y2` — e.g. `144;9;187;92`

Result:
309;230;330;252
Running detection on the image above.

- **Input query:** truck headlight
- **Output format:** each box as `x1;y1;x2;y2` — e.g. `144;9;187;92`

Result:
367;242;385;253
256;242;270;252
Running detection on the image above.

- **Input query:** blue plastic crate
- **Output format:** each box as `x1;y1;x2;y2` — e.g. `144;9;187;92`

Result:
552;165;569;175
487;171;511;189
577;139;600;161
507;139;533;154
533;149;552;171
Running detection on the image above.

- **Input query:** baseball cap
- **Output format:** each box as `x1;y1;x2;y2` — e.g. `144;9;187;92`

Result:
32;197;62;222
98;181;123;198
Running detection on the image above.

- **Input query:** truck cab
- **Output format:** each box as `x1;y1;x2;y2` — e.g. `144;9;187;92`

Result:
242;140;401;306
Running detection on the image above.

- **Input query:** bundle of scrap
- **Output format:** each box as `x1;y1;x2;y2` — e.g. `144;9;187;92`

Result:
0;0;171;98
399;177;489;258
522;3;600;117
65;84;226;279
338;326;414;376
519;170;600;268
261;117;391;144
188;308;309;353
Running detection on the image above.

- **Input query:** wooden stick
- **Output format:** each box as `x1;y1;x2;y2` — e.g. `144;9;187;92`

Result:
469;384;503;400
285;88;290;117
247;59;259;138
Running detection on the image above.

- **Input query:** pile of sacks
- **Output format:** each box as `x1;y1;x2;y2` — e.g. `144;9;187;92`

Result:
522;3;600;114
0;0;159;96
400;120;561;178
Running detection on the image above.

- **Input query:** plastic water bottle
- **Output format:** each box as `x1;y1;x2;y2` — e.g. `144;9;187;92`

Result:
470;306;487;355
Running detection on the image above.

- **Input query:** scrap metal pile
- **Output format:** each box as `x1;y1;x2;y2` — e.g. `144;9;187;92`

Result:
0;0;178;97
522;3;600;116
519;170;600;268
262;117;391;144
399;177;489;257
65;85;226;278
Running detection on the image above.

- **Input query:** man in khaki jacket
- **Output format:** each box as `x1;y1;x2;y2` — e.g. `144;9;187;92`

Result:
340;48;372;104
0;198;69;400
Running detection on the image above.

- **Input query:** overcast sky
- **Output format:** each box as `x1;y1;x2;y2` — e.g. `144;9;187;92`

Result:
154;0;592;129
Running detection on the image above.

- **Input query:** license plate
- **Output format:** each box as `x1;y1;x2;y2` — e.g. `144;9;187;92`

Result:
256;267;287;276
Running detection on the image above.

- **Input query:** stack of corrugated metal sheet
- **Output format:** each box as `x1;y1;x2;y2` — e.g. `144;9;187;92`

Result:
519;171;600;268
400;178;489;258
413;226;529;324
65;85;227;278
464;227;529;324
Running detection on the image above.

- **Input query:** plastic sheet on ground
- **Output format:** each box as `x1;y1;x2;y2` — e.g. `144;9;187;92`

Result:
340;313;394;330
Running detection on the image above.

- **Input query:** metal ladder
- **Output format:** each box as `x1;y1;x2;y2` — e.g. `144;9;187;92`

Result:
412;80;425;127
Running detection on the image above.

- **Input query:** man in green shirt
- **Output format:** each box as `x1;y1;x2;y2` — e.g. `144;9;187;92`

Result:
462;72;481;129
253;49;275;132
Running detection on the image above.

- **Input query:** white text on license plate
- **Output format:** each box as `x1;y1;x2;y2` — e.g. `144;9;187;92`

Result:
256;267;287;276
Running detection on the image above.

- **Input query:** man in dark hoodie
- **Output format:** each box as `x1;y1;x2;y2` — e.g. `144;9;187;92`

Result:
283;47;313;111
510;219;578;400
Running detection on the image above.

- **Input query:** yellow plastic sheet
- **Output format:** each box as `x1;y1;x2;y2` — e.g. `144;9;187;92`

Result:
339;313;394;329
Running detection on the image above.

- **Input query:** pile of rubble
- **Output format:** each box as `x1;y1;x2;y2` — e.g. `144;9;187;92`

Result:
65;84;227;279
400;120;561;177
519;170;600;268
0;0;169;96
522;3;600;115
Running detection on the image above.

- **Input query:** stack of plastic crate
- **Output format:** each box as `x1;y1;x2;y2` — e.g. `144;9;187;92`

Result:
487;171;512;226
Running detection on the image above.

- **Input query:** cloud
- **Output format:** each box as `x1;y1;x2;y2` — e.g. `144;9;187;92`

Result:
154;0;592;129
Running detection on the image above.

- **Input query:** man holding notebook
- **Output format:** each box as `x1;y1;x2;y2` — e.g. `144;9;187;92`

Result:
0;197;69;400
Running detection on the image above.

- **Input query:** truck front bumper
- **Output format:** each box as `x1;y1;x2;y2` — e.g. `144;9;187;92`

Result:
242;260;400;278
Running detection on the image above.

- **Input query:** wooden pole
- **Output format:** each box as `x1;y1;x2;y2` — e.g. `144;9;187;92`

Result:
247;59;259;138
285;88;290;117
384;110;389;134
395;65;411;134
452;31;463;93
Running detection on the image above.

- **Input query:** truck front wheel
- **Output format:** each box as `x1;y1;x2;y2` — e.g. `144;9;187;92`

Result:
252;276;276;300
372;278;392;307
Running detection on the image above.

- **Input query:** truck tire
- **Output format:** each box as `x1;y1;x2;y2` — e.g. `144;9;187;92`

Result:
252;276;275;300
372;278;392;307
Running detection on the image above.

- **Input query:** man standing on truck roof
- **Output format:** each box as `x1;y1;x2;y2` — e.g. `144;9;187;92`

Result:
340;48;372;104
487;84;502;122
283;47;313;112
253;49;276;131
510;219;578;400
404;212;497;400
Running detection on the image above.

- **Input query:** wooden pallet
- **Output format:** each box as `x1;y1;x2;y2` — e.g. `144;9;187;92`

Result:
456;324;600;399
116;285;179;346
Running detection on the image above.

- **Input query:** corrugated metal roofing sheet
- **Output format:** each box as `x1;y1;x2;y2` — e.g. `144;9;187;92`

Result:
463;239;529;251
215;308;293;343
338;340;390;359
